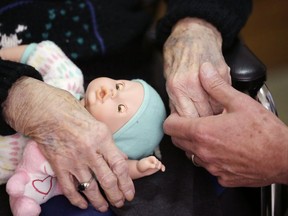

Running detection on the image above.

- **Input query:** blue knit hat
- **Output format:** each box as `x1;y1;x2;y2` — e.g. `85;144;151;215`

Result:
113;79;166;160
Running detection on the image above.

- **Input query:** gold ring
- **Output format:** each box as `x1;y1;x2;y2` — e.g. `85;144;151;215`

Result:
77;175;94;192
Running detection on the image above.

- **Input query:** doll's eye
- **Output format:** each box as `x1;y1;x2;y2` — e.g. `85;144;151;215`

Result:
116;82;125;90
118;104;127;113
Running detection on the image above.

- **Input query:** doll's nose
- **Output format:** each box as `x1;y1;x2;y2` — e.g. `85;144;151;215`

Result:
110;89;117;98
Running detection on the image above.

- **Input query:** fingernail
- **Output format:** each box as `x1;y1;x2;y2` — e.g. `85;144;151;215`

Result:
114;200;124;208
98;205;108;212
125;190;135;201
79;203;88;209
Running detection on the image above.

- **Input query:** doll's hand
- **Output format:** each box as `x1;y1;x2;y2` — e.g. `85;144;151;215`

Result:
0;45;28;62
137;156;165;173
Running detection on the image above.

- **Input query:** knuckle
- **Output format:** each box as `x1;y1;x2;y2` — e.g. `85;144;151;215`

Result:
193;122;208;142
61;185;75;198
219;65;232;84
206;164;220;177
209;76;226;91
98;172;117;190
218;63;230;75
218;177;230;187
111;157;129;176
193;121;216;146
164;36;178;49
166;78;177;91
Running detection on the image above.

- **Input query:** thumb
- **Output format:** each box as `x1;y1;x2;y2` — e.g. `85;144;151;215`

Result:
164;112;198;139
200;62;241;110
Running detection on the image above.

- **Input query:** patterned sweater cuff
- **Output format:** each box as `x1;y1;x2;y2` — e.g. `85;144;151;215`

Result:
0;59;43;135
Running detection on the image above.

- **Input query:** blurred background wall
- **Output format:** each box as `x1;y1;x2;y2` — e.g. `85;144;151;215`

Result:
241;0;288;124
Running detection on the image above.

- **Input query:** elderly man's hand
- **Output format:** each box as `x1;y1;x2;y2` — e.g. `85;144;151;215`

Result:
3;77;135;212
163;17;231;117
164;62;288;186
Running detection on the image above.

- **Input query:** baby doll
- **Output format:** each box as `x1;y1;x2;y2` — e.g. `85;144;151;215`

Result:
0;41;166;216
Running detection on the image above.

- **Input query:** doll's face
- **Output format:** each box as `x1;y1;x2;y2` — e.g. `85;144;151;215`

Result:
81;77;144;133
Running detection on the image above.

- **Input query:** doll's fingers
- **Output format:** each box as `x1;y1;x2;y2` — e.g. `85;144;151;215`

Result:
156;161;162;169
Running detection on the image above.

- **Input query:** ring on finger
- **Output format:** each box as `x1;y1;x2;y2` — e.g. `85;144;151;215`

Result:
78;175;95;192
191;154;200;167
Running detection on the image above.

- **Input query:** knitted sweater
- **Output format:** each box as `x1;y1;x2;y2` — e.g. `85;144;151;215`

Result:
0;0;252;135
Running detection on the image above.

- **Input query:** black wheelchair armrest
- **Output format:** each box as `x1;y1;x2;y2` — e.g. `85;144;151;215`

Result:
225;39;267;98
225;40;282;216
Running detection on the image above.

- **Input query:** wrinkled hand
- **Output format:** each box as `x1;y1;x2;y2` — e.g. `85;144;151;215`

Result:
163;18;231;117
164;62;288;187
3;77;135;212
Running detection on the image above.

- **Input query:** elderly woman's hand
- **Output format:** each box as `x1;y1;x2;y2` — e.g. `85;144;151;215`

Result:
163;17;231;117
3;77;135;212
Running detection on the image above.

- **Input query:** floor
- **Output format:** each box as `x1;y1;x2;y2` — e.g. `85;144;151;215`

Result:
241;0;288;124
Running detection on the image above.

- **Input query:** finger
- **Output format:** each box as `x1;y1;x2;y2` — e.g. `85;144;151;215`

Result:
166;83;198;117
84;180;109;212
74;168;108;212
216;174;260;187
103;146;135;202
164;113;200;141
200;62;242;111
171;136;193;152
191;154;203;167
88;152;126;208
169;101;177;114
37;145;90;209
209;64;231;114
184;73;214;117
209;97;223;114
56;171;88;209
156;161;161;170
194;89;214;117
166;78;213;117
175;94;199;117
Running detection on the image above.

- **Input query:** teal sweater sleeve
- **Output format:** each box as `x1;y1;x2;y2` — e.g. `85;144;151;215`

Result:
20;43;37;64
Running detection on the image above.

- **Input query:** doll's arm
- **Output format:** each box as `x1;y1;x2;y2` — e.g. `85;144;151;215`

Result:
1;41;84;99
0;45;28;62
25;41;85;99
127;156;165;180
